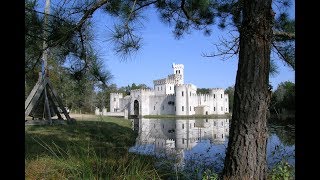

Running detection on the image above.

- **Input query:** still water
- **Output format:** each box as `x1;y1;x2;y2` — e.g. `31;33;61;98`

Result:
129;118;295;175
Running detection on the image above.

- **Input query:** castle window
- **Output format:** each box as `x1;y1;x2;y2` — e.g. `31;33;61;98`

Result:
163;124;164;129
182;91;184;96
190;92;191;96
214;107;216;111
182;124;184;129
182;138;185;144
214;134;217;139
175;106;176;111
158;87;159;91
214;94;216;98
176;70;178;74
182;106;184;111
190;106;191;111
114;98;116;101
221;94;223;98
194;123;195;127
161;86;162;90
226;108;228;111
162;105;164;110
179;70;181;74
154;106;155;110
222;134;224;138
170;86;171;90
206;119;208;122
222;122;223;126
214;122;216;126
221;107;223;111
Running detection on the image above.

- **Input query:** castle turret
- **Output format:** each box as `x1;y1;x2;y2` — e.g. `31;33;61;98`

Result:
172;63;184;85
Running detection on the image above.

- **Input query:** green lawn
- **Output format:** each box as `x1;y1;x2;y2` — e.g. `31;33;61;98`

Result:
25;115;162;179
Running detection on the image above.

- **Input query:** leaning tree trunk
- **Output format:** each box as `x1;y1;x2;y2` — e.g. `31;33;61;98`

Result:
222;0;273;179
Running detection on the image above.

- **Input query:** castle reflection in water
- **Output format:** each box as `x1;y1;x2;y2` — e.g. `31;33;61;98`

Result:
129;118;230;170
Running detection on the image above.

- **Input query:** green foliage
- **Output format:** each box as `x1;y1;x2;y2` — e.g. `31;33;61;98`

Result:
225;86;234;112
197;88;210;94
270;81;295;114
268;160;294;180
202;169;219;180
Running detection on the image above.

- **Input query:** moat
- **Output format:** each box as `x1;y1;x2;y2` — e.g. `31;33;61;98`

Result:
129;118;295;177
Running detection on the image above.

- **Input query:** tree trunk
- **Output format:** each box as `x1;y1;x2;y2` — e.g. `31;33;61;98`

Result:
222;0;273;179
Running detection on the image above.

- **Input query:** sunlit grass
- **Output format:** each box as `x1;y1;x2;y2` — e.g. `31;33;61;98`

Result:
25;114;162;179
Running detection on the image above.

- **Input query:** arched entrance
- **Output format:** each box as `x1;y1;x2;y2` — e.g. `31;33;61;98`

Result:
134;100;139;116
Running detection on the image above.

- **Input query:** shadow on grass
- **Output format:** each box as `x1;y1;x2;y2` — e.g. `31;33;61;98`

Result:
25;120;137;159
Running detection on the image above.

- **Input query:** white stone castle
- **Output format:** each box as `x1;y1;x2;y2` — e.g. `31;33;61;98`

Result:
110;63;229;116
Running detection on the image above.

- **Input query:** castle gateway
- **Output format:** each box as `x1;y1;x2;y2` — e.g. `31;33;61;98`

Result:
110;63;229;116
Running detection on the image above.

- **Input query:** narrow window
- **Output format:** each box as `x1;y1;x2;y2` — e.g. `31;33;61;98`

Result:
214;134;217;139
158;87;159;91
221;107;223;111
222;134;224;138
214;94;215;98
182;106;184;111
162;105;164;110
182;138;185;144
170;86;171;90
179;70;180;74
163;124;164;129
182;91;184;96
214;122;216;126
190;123;191;128
182;124;184;129
190;106;191;111
190;92;191;96
154;106;155;110
214;107;216;111
206;119;208;122
176;70;178;74
154;124;155;128
226;108;228;111
161;86;162;90
194;123;195;127
114;98;116;101
175;106;176;111
221;122;223;126
221;94;223;98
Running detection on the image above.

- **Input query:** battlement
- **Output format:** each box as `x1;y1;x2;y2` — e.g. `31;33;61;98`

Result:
175;83;197;89
210;88;224;91
172;63;184;69
131;88;154;93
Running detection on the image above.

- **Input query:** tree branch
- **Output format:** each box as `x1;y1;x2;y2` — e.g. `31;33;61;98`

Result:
272;42;295;70
181;0;200;23
74;0;109;31
273;31;295;41
133;0;157;13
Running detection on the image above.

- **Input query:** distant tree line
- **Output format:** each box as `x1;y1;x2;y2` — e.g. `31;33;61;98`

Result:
270;81;295;116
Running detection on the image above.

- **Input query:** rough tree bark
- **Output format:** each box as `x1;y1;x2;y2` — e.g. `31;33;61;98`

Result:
223;0;273;179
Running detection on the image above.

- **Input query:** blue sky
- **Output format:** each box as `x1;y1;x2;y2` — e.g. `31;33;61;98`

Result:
91;7;294;90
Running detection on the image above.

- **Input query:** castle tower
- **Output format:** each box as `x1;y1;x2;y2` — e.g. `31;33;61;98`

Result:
172;63;184;85
110;93;123;112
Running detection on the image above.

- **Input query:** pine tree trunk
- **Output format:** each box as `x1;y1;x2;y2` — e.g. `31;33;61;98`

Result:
222;0;273;179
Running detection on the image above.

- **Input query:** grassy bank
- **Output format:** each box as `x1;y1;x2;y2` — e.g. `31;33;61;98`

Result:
25;114;164;179
143;113;232;119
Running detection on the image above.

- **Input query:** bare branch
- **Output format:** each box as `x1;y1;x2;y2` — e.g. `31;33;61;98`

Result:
202;34;240;60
